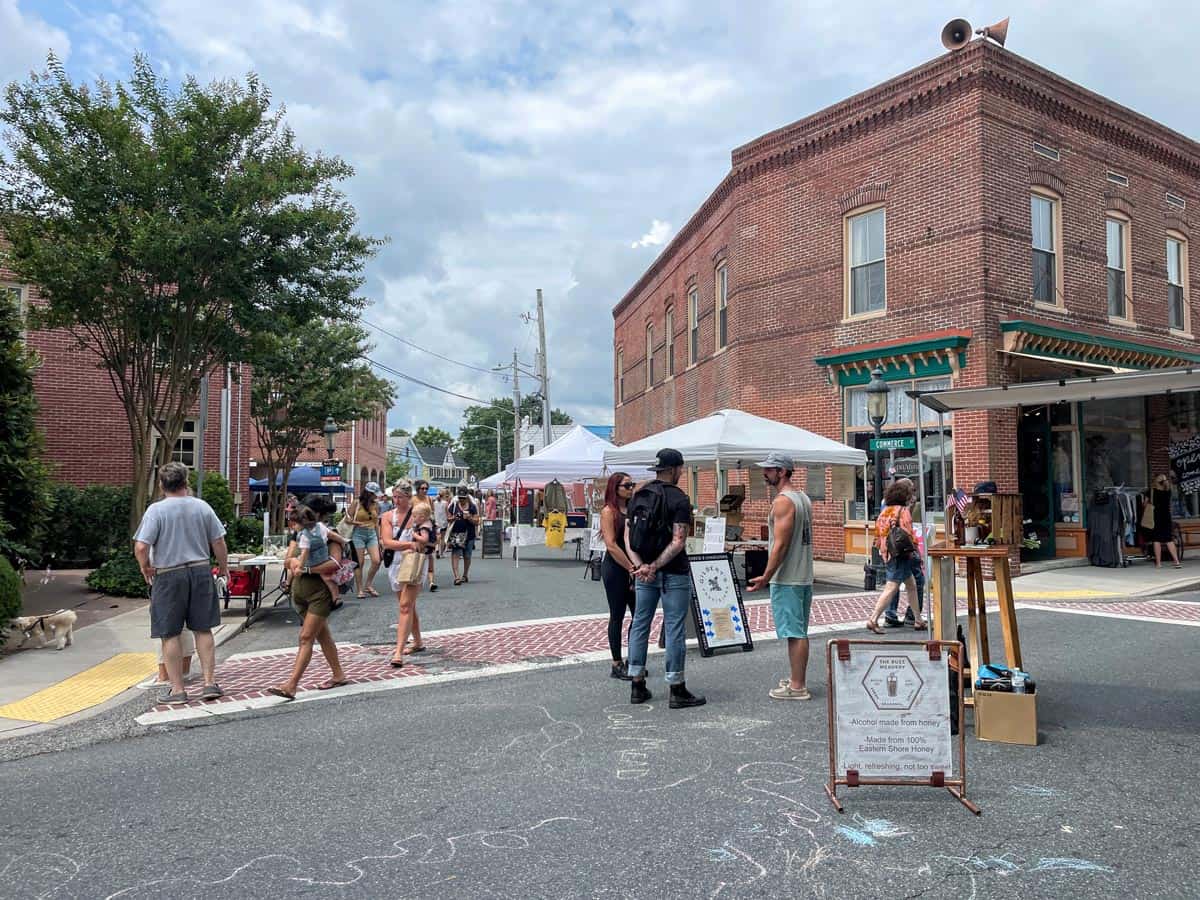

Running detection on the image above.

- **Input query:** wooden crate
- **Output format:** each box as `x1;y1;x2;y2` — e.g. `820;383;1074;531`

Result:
973;493;1023;546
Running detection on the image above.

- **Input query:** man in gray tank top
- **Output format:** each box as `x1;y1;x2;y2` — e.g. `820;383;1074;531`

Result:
747;453;814;700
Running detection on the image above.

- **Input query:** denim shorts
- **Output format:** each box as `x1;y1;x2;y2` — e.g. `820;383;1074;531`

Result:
351;525;378;551
885;555;920;584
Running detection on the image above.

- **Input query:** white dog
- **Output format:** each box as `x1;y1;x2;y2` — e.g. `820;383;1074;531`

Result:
3;609;78;651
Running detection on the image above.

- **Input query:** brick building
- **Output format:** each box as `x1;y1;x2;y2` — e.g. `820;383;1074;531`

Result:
284;411;389;490
612;40;1200;564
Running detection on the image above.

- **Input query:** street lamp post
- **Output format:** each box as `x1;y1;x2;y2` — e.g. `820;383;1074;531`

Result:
323;416;339;460
865;367;890;590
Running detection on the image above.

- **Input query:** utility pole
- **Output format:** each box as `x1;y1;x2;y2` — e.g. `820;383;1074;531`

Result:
536;289;551;447
512;350;521;464
495;419;502;476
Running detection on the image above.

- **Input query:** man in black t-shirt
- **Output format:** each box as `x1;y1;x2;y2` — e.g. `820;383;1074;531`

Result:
624;448;706;709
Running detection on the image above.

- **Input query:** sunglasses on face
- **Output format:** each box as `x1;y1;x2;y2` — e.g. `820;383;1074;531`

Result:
620;482;635;489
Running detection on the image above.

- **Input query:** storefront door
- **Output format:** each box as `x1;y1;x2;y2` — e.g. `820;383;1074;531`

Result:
1018;406;1056;560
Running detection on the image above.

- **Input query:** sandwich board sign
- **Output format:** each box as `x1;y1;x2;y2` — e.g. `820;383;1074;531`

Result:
825;639;978;814
687;553;753;657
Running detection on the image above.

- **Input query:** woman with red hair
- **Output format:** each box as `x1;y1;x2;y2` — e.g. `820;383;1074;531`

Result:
600;472;639;679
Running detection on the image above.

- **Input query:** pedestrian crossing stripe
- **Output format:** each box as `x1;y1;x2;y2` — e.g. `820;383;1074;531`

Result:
0;653;157;723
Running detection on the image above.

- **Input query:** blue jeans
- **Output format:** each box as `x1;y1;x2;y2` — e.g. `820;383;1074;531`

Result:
627;571;691;685
886;557;924;621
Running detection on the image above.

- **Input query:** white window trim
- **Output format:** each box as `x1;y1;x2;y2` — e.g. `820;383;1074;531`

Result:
1031;188;1064;310
1105;212;1135;325
714;263;728;351
843;204;887;321
687;288;699;368
1167;231;1191;337
664;306;675;379
645;322;654;389
616;348;625;405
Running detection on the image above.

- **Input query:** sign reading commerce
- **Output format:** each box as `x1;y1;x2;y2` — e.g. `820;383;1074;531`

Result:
869;436;916;451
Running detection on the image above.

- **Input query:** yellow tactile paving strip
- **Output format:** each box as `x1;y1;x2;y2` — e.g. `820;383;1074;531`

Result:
0;653;157;723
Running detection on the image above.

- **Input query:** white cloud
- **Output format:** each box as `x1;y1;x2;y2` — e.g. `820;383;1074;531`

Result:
0;0;71;86
630;219;672;249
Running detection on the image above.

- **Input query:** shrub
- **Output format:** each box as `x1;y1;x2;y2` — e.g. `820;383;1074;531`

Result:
188;471;234;527
227;516;263;554
0;290;52;566
0;555;21;635
85;548;149;599
38;483;133;567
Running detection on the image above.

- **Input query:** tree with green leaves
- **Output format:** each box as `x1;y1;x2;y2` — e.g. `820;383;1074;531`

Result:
412;426;454;448
385;452;411;487
250;320;393;528
458;397;571;478
388;427;409;438
0;55;381;532
0;288;50;568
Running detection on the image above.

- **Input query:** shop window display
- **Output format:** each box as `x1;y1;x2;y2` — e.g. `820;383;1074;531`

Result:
1167;391;1200;518
1083;396;1146;493
846;376;951;520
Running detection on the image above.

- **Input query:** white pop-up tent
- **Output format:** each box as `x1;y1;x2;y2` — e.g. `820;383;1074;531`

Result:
602;409;867;470
506;424;654;483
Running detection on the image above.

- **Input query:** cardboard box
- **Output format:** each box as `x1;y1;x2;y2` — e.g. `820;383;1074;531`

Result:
973;688;1038;745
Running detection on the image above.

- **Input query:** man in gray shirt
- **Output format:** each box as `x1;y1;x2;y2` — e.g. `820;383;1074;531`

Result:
747;453;814;701
133;462;229;703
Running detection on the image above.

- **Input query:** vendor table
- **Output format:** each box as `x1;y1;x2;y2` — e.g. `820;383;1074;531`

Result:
508;525;592;559
927;545;1022;705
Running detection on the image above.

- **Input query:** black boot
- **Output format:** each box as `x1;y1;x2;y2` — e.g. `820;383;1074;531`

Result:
630;679;652;704
669;682;706;709
610;661;633;681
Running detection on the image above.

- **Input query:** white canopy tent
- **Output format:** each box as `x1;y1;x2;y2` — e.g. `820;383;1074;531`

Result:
602;409;867;470
477;470;510;490
506;424;654;483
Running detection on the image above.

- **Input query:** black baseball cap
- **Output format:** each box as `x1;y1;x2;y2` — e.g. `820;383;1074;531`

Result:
652;448;685;471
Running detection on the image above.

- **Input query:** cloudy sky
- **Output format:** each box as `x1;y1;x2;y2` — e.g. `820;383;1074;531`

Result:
5;1;1199;436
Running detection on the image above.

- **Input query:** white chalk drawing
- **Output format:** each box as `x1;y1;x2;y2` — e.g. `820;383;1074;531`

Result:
0;852;80;899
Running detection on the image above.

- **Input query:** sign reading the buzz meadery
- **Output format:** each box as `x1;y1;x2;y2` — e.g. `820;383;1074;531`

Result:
832;645;952;778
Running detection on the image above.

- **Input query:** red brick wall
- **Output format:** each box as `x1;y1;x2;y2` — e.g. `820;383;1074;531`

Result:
292;411;389;489
5;259;255;506
612;42;1200;560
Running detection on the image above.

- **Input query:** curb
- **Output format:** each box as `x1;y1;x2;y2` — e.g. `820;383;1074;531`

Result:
0;618;247;743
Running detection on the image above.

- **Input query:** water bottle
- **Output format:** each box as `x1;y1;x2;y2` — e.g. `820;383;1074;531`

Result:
1012;669;1027;694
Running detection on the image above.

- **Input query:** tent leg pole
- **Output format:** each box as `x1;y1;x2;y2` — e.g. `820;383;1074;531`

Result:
915;423;928;570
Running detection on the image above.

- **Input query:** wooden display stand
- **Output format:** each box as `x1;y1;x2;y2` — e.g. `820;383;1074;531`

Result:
927;545;1023;698
928;543;1038;745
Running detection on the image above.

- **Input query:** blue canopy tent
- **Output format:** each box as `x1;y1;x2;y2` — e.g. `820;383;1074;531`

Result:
249;466;353;494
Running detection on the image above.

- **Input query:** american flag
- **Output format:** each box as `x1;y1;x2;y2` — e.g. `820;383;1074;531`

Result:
948;489;970;514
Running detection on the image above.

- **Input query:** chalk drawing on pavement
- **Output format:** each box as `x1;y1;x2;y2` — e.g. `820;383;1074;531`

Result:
0;852;80;899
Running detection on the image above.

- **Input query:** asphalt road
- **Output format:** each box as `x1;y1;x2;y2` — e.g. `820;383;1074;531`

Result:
1;607;1196;899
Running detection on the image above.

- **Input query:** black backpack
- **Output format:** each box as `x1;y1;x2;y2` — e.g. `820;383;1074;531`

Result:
627;482;671;559
884;507;915;560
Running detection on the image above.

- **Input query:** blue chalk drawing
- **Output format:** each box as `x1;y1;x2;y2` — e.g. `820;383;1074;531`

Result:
1031;858;1115;874
854;816;911;839
834;825;877;847
706;847;736;863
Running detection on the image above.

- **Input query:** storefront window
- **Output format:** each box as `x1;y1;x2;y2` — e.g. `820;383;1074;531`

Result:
1167;391;1200;517
846;377;951;521
1083;396;1146;492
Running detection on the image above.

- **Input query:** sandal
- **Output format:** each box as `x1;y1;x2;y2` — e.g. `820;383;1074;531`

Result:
454;579;463;586
317;679;351;690
267;687;295;701
389;657;404;668
912;619;928;631
366;587;380;597
407;645;427;654
356;593;367;599
865;621;885;635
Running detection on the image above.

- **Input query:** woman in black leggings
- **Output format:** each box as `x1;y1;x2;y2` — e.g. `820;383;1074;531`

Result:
600;472;638;680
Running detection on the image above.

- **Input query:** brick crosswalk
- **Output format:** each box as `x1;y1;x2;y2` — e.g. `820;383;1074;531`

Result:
134;592;1199;726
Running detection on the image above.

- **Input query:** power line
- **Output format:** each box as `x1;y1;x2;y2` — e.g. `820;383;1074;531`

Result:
360;316;510;380
366;356;515;414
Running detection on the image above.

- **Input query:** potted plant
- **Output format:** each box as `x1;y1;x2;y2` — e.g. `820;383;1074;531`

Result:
964;503;983;545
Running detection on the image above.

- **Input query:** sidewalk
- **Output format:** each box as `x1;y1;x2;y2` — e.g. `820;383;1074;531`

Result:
814;556;1200;598
0;599;242;739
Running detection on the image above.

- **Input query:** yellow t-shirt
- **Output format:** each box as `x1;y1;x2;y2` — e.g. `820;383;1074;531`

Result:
544;511;567;549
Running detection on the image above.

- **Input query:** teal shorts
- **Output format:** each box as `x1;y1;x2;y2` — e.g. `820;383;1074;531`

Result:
770;583;813;639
